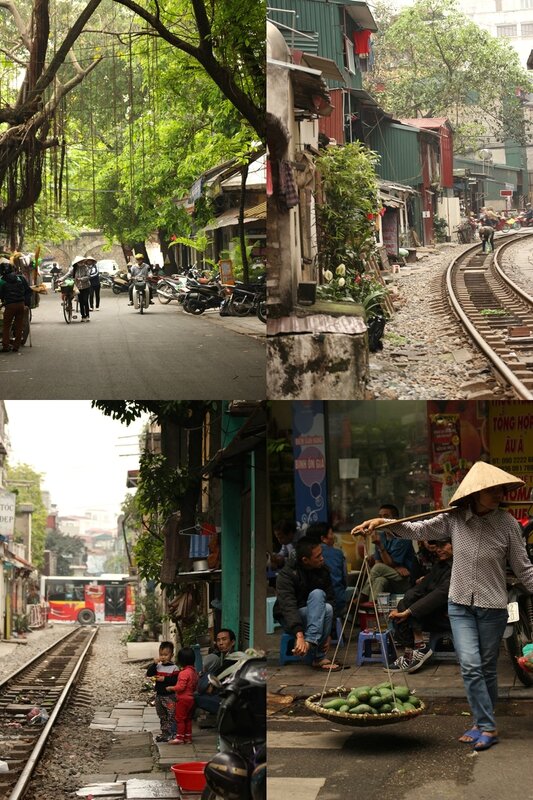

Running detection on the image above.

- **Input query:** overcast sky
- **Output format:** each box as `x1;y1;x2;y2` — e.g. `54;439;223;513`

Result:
5;401;147;519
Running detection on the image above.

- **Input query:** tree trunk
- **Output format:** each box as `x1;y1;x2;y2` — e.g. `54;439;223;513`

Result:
238;163;249;284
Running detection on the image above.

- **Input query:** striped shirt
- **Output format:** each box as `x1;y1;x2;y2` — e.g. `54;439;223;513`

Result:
386;507;533;609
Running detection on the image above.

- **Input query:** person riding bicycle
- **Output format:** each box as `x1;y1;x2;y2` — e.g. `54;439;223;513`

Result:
0;259;32;353
128;253;154;305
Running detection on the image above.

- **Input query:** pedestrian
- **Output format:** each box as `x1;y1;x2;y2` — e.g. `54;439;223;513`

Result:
195;629;236;719
352;461;533;752
0;258;32;353
167;647;199;744
88;259;101;310
62;255;93;321
145;641;179;742
273;536;342;671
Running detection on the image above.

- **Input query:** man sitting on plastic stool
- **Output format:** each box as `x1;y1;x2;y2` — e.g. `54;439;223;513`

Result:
273;537;342;671
388;539;453;674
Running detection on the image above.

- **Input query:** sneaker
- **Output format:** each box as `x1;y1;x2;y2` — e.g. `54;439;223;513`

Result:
155;734;169;742
387;653;414;673
406;644;433;673
128;302;134;306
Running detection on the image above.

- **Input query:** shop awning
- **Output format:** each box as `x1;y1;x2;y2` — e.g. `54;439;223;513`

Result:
203;208;263;231
244;201;266;220
268;58;333;116
301;54;345;83
5;549;34;570
203;404;267;477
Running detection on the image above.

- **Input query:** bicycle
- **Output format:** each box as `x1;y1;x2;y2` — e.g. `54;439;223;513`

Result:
60;280;79;323
0;302;31;348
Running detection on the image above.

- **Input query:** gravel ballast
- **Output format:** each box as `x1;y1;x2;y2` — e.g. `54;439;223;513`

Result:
0;624;148;800
366;238;533;399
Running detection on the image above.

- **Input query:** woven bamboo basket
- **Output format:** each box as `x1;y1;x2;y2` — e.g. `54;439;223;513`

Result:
305;687;425;727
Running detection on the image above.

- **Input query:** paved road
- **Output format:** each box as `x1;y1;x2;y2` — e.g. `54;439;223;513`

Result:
268;705;533;800
0;290;265;398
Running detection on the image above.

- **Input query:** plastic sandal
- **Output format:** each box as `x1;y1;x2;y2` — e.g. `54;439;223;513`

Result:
459;727;480;743
473;733;499;751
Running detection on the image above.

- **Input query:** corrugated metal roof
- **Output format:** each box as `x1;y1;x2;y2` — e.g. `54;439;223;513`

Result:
268;314;367;335
400;117;451;130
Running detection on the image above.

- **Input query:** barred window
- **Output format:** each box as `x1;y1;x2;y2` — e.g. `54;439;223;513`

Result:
521;22;533;36
496;24;517;36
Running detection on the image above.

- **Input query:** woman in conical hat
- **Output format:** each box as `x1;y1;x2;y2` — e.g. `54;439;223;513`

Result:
352;461;533;752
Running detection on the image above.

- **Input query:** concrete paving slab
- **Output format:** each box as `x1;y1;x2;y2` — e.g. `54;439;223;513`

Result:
268;777;325;800
90;724;118;731
116;726;147;732
119;774;175;782
267;731;351;750
115;717;145;725
80;775;119;785
101;760;155;773
114;708;146;716
76;784;124;797
116;703;147;709
126;779;179;798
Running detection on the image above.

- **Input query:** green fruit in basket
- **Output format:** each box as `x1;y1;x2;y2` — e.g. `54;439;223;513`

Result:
402;702;418;713
346;696;360;708
339;704;350;713
409;696;421;708
392;702;405;712
380;703;392;713
323;698;345;710
369;695;385;708
392;685;411;701
355;690;370;703
349;704;373;714
376;681;394;690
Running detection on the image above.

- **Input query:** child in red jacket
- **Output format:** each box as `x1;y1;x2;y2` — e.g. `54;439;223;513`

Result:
166;646;199;744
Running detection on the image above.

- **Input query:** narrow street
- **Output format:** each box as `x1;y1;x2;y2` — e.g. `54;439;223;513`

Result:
0;290;265;398
268;707;533;800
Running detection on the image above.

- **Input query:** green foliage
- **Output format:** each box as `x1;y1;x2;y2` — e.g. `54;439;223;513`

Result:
179;614;209;647
45;529;86;575
366;0;533;150
316;143;380;273
123;590;162;642
433;215;449;243
6;463;47;569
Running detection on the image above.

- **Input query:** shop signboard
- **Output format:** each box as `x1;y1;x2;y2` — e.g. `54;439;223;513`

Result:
292;401;328;532
488;402;533;523
0;490;16;538
427;403;486;509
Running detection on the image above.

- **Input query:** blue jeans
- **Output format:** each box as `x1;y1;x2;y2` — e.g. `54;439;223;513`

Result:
448;602;508;732
298;589;333;657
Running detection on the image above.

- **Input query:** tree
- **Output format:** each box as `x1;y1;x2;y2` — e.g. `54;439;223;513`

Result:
111;0;265;140
45;528;86;574
366;0;533;152
6;462;47;567
0;0;105;247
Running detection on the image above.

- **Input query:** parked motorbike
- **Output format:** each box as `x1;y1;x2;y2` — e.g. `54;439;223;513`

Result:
156;275;189;305
99;273;114;289
202;654;266;800
132;276;150;314
505;500;533;686
516;212;533;228
111;271;131;294
220;276;266;323
183;278;225;314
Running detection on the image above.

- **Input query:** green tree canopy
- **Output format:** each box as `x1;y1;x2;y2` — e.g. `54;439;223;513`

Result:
6;462;48;568
45;528;86;574
366;0;533;152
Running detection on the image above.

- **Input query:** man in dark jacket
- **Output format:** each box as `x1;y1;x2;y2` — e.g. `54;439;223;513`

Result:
0;262;32;353
388;539;453;674
273;537;341;670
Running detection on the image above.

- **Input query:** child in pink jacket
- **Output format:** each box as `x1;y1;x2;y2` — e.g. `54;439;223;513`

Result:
167;647;199;744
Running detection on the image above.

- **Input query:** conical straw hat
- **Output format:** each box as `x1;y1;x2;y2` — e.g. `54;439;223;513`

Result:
449;461;524;506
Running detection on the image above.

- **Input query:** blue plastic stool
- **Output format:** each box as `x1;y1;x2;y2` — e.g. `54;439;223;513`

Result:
266;596;280;635
356;629;396;666
192;643;203;673
331;617;345;647
279;632;315;666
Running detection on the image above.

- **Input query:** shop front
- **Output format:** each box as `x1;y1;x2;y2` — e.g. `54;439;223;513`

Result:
268;401;533;560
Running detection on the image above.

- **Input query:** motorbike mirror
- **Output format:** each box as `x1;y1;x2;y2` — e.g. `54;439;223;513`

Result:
207;673;222;690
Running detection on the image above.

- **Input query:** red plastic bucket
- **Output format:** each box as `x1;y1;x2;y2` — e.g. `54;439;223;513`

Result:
171;762;208;792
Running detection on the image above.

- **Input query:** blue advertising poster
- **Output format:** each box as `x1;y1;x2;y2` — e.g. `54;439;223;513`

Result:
292;401;328;533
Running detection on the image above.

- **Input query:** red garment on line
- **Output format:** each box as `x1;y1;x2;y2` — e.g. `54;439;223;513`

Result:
353;29;371;56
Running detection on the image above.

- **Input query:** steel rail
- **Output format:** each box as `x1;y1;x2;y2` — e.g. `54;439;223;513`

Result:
445;232;533;399
0;627;79;694
7;627;98;800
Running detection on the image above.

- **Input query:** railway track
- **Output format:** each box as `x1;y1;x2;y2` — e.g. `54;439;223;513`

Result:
0;626;97;799
446;232;533;398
